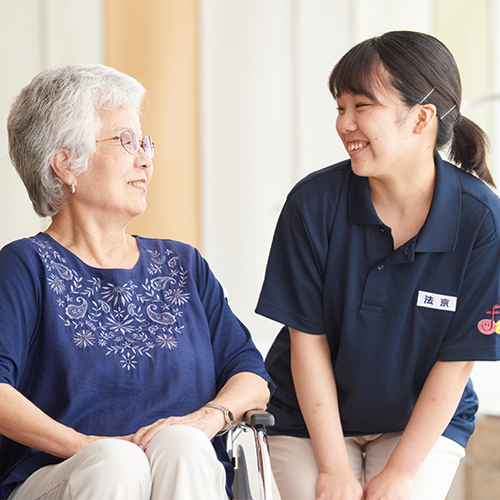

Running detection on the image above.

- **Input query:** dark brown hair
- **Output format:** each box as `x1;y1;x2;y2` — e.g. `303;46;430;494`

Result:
329;31;494;186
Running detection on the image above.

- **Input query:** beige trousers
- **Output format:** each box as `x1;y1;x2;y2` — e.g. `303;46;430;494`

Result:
269;433;465;500
9;426;228;500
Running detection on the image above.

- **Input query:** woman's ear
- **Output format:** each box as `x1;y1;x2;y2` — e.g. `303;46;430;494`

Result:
414;103;437;134
51;149;76;187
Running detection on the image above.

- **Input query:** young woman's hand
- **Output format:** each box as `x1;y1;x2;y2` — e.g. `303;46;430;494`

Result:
363;469;413;500
315;470;364;500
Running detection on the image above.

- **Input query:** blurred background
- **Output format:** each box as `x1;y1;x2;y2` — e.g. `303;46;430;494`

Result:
1;1;500;497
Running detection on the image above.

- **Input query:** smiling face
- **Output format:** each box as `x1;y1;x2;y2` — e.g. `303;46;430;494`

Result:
73;106;153;224
335;82;421;181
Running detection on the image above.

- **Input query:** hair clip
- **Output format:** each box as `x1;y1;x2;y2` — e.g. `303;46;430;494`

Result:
419;87;435;104
440;104;457;120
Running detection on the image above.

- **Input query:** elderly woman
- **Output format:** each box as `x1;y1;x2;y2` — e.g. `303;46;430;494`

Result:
0;64;272;500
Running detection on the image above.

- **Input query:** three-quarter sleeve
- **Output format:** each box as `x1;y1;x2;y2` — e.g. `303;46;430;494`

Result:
195;249;274;392
0;242;42;387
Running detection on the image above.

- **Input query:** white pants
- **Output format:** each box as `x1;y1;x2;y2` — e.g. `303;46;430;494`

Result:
269;433;465;500
9;426;228;500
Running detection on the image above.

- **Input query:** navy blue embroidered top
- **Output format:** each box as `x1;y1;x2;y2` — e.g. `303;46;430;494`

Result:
0;234;271;498
257;154;500;448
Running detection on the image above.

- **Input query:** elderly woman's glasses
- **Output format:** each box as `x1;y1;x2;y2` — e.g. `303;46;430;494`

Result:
97;131;154;158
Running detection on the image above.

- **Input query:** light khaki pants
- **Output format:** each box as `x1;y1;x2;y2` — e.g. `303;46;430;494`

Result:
269;433;465;500
9;426;228;500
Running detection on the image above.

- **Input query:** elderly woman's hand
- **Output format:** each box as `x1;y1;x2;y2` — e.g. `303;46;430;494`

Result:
130;372;270;451
129;407;225;451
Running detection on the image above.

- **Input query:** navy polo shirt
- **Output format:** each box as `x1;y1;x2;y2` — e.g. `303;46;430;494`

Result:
256;154;500;447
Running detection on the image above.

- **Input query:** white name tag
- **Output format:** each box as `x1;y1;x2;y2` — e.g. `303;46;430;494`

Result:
417;290;457;312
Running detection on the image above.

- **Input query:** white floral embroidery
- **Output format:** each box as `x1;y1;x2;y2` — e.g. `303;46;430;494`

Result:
31;237;191;367
165;288;191;307
156;333;178;350
102;281;135;306
147;249;166;265
48;274;66;294
120;352;138;370
74;330;96;348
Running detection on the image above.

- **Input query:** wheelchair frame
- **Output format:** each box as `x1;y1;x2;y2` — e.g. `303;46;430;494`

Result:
227;410;275;500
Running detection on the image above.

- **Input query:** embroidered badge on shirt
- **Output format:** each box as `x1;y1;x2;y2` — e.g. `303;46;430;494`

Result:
477;304;500;335
417;290;457;312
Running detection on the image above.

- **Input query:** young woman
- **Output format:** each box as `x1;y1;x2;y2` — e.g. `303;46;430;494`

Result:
256;31;500;500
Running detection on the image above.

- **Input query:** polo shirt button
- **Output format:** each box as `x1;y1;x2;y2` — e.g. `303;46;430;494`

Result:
380;228;385;233
377;264;384;271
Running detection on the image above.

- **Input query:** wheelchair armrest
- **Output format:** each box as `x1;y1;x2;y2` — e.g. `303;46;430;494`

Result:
233;410;275;499
242;410;275;428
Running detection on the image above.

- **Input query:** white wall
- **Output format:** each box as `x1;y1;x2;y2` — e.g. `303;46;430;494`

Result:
492;0;500;182
199;0;432;354
1;1;46;247
0;0;103;249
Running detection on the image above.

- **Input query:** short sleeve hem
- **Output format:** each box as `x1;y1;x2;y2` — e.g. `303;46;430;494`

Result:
438;346;500;362
255;300;324;335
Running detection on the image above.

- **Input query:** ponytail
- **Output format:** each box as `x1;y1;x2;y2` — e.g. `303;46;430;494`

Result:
449;116;494;187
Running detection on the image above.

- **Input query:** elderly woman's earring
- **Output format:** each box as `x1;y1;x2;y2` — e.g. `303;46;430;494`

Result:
70;184;76;195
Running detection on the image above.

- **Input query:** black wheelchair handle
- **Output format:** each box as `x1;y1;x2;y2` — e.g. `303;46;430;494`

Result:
243;410;275;428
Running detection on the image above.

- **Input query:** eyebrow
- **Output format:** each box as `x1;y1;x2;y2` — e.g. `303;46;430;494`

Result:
336;92;381;104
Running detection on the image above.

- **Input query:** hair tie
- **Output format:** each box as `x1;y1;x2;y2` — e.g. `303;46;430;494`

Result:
454;113;463;127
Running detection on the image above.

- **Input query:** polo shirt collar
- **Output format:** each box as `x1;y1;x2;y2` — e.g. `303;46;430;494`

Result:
348;153;461;253
348;173;380;226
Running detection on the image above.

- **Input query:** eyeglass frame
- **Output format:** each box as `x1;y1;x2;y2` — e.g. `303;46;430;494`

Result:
96;130;154;158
